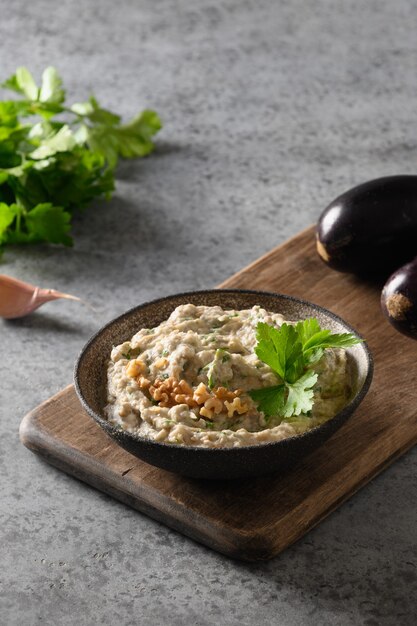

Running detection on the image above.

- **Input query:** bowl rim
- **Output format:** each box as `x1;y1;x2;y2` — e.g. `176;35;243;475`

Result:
74;288;374;454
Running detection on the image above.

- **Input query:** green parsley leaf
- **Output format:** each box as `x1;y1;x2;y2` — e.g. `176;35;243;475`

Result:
296;319;363;364
39;67;65;104
2;67;39;100
30;125;76;160
207;370;215;389
0;203;18;239
294;317;321;346
17;67;39;100
249;384;286;417
25;203;72;246
0;101;28;126
81;96;121;125
221;351;230;362
254;322;304;383
1;203;72;246
1;74;21;95
87;109;161;168
0;66;161;251
249;319;361;419
283;370;318;417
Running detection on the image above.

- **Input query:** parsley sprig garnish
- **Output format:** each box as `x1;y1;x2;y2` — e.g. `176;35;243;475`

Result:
0;66;161;250
249;319;361;419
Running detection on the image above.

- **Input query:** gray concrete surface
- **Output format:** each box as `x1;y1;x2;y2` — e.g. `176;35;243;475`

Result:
1;0;417;624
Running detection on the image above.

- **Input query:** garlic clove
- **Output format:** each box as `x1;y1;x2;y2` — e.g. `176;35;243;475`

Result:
0;274;81;319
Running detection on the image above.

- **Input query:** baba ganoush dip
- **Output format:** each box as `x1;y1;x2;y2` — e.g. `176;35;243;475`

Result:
105;304;353;448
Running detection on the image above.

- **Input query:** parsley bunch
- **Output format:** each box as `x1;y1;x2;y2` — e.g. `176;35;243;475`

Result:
0;67;161;250
249;319;361;419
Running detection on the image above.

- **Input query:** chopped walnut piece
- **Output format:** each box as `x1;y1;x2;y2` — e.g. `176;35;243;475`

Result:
149;377;197;408
224;397;249;418
213;386;242;401
203;397;223;415
174;393;189;404
126;358;147;378
200;406;214;419
137;376;151;389
176;379;194;396
193;382;211;405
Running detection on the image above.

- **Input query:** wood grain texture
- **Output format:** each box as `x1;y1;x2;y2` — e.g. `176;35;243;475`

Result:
19;226;417;561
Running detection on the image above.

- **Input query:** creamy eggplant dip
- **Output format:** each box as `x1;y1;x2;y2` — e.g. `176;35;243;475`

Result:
105;304;353;448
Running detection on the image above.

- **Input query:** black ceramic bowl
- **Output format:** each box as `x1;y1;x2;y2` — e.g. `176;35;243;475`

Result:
74;289;373;480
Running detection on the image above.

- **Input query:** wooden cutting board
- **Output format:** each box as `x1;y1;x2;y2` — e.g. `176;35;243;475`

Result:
19;226;417;561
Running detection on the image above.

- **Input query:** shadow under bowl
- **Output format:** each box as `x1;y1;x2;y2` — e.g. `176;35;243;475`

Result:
74;289;373;480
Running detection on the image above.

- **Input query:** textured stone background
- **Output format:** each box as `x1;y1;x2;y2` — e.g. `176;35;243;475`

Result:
1;1;417;624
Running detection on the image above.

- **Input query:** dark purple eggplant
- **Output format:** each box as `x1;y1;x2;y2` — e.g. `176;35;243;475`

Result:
381;256;417;339
317;176;417;275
